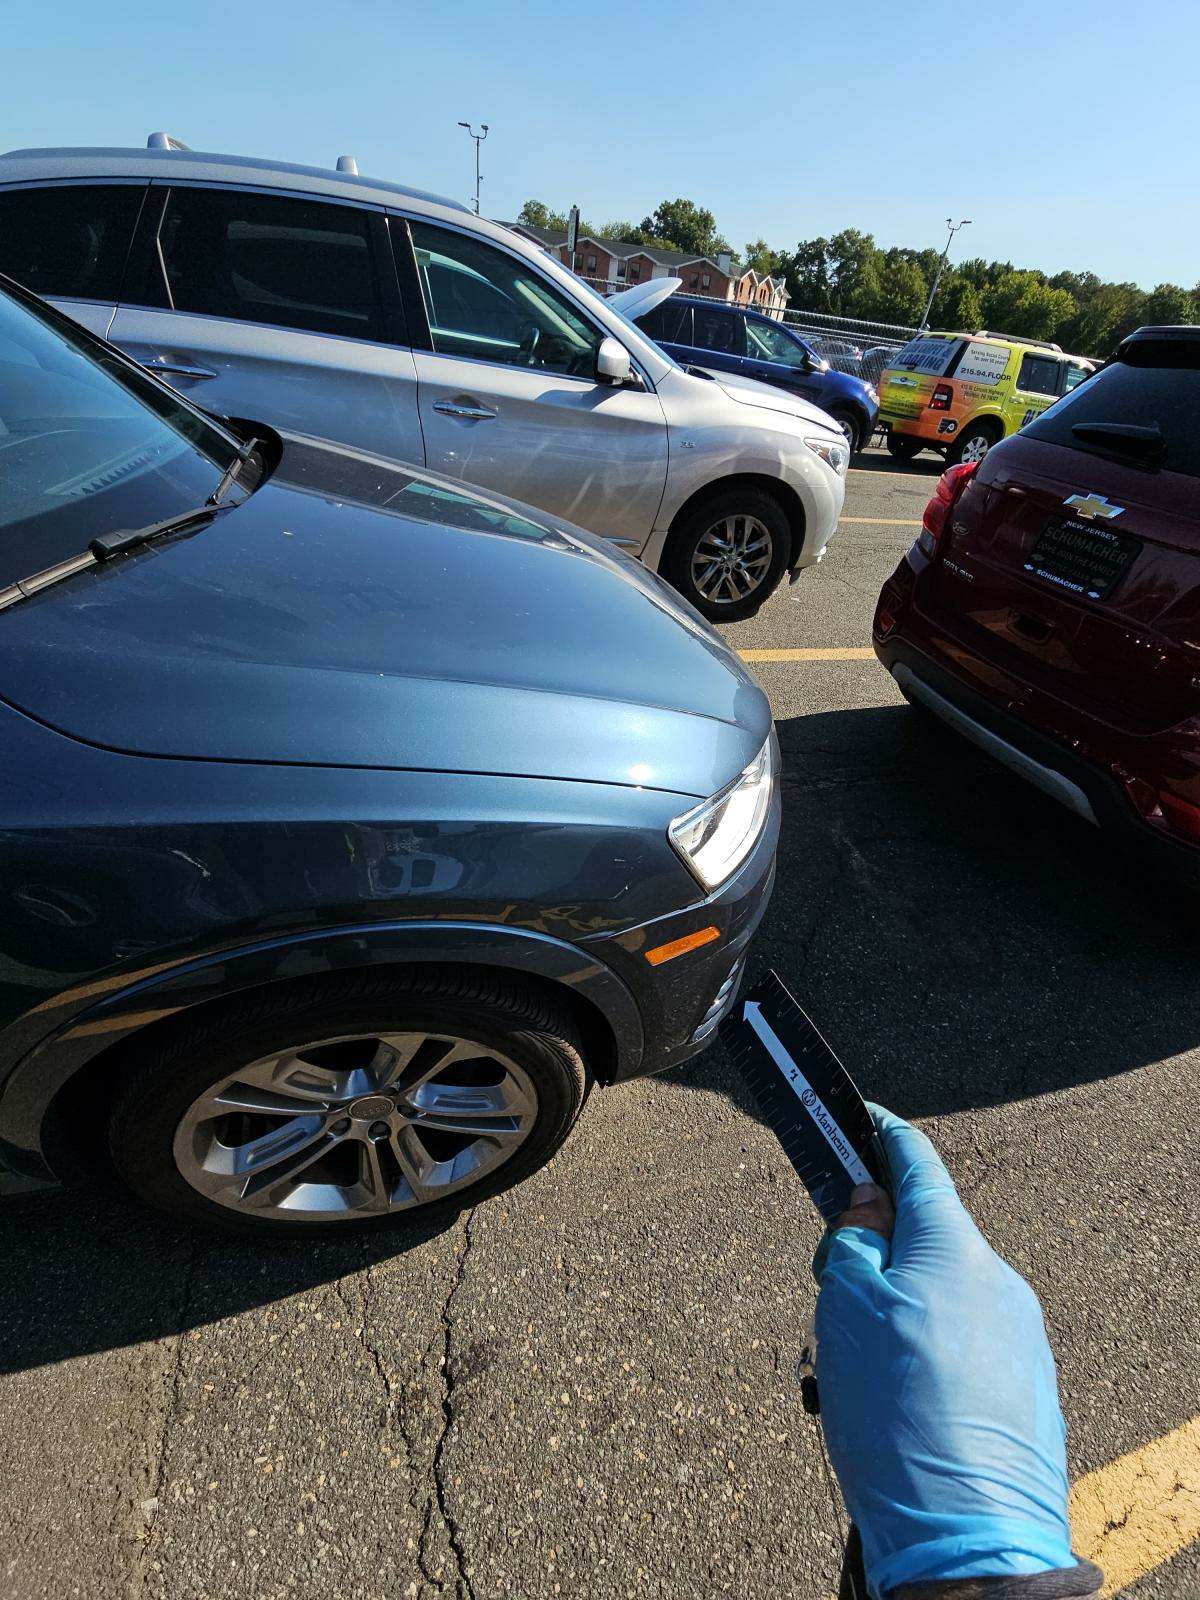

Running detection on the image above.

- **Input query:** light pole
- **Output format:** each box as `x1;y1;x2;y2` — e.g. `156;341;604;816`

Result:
921;217;972;330
457;121;489;216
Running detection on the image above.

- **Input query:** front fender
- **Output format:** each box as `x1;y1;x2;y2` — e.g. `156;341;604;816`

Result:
0;920;643;1180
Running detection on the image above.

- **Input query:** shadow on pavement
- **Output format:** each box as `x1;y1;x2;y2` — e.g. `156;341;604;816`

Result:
671;703;1200;1123
0;1180;457;1376
854;448;945;478
5;702;1198;1373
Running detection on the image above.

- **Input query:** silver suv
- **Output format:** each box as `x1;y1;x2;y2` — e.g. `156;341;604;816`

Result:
0;136;847;619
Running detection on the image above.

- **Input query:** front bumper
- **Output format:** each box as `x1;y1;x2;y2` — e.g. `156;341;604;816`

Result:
583;771;780;1080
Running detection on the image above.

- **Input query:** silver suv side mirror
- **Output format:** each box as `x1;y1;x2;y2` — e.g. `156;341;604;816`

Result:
596;336;634;386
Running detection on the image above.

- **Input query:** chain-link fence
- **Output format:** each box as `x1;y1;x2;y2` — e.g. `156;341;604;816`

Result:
773;308;918;388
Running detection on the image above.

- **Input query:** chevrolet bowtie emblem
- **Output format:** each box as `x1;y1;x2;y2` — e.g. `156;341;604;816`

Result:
1064;493;1125;520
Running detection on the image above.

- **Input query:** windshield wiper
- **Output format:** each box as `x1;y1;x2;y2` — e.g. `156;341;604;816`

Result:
207;435;260;507
1;440;263;614
1070;420;1165;460
87;503;219;562
2;500;234;614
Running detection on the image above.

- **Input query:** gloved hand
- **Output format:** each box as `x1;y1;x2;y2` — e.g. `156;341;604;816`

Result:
813;1105;1079;1598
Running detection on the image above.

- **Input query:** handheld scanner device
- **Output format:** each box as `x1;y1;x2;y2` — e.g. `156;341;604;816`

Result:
720;970;890;1222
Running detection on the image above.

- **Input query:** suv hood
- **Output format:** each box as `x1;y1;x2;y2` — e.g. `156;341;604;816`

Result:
0;438;769;799
706;368;842;431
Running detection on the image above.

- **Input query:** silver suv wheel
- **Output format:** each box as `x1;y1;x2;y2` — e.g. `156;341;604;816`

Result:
172;1030;537;1222
690;514;774;605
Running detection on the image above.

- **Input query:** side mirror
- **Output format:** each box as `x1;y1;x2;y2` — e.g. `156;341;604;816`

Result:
596;336;633;386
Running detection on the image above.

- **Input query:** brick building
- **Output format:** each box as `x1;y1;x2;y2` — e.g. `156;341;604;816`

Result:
506;223;789;318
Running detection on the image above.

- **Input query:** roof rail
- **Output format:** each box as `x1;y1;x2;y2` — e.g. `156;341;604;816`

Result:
147;131;191;152
970;329;1061;352
335;155;359;175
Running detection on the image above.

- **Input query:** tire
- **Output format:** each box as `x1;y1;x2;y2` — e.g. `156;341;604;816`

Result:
886;433;923;461
665;486;791;622
950;420;1002;467
827;408;861;455
107;968;589;1236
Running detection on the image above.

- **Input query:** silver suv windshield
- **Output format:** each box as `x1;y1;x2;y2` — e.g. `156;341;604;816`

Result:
0;282;243;586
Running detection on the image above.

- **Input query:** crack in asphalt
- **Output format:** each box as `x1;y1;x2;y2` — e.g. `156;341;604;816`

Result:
131;1233;199;1596
429;1209;479;1600
334;1216;479;1599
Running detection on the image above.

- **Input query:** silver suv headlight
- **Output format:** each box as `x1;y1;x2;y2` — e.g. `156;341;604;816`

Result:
804;435;850;476
668;739;774;891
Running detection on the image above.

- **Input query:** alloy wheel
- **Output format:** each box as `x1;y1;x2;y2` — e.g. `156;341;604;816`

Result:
690;514;774;606
172;1030;538;1221
960;433;992;465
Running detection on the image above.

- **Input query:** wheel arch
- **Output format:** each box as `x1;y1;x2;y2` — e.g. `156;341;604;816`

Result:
962;408;1007;441
2;922;643;1185
664;473;808;572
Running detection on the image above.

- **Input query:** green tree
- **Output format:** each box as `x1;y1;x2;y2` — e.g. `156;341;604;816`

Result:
1057;281;1142;355
782;237;834;312
826;229;878;314
1140;282;1197;326
517;199;567;232
981;271;1075;341
743;237;786;277
855;254;928;326
936;274;984;331
638;198;730;258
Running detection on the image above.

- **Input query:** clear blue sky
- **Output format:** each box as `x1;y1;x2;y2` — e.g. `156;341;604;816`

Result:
6;0;1196;290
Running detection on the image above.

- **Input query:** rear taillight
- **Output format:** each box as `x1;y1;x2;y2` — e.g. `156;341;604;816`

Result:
919;462;978;558
929;381;953;411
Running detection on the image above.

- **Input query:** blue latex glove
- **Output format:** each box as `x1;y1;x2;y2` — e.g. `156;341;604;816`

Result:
813;1104;1076;1598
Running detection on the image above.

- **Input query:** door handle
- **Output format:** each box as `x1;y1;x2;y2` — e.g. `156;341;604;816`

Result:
142;359;217;381
432;399;497;421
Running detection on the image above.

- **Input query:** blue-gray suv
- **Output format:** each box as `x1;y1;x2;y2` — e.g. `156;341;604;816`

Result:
0;274;778;1234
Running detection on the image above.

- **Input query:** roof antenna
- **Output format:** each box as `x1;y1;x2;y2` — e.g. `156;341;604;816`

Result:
335;155;359;175
147;131;191;151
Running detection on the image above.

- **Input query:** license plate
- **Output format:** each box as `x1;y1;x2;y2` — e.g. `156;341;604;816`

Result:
1024;514;1141;600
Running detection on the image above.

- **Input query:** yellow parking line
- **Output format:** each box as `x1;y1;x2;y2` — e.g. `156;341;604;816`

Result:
737;647;875;661
841;516;922;526
1070;1413;1200;1596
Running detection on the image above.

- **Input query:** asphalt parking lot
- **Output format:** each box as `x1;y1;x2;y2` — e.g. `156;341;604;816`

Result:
2;445;1198;1600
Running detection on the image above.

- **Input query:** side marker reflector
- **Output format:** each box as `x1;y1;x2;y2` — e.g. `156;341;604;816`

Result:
645;926;721;966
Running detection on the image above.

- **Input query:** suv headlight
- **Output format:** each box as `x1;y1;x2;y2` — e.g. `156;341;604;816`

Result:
804;435;850;476
668;740;774;891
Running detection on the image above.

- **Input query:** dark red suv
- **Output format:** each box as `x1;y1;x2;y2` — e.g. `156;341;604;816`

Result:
873;325;1200;868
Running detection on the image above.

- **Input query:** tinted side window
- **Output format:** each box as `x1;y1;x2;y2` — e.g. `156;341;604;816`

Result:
638;300;690;344
410;222;601;376
1016;353;1061;395
0;184;143;300
1023;355;1200;479
690;305;742;355
150;188;385;341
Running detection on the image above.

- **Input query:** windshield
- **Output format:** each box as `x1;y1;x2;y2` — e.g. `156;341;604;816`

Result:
0;284;242;586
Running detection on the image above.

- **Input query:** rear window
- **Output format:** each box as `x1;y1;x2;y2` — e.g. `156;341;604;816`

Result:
0;184;143;301
889;335;961;376
1024;350;1200;479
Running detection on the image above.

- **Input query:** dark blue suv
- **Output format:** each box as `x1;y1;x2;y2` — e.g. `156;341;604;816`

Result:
0;273;778;1235
635;294;879;454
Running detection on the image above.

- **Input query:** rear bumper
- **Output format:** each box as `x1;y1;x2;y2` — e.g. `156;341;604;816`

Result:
875;623;1200;879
